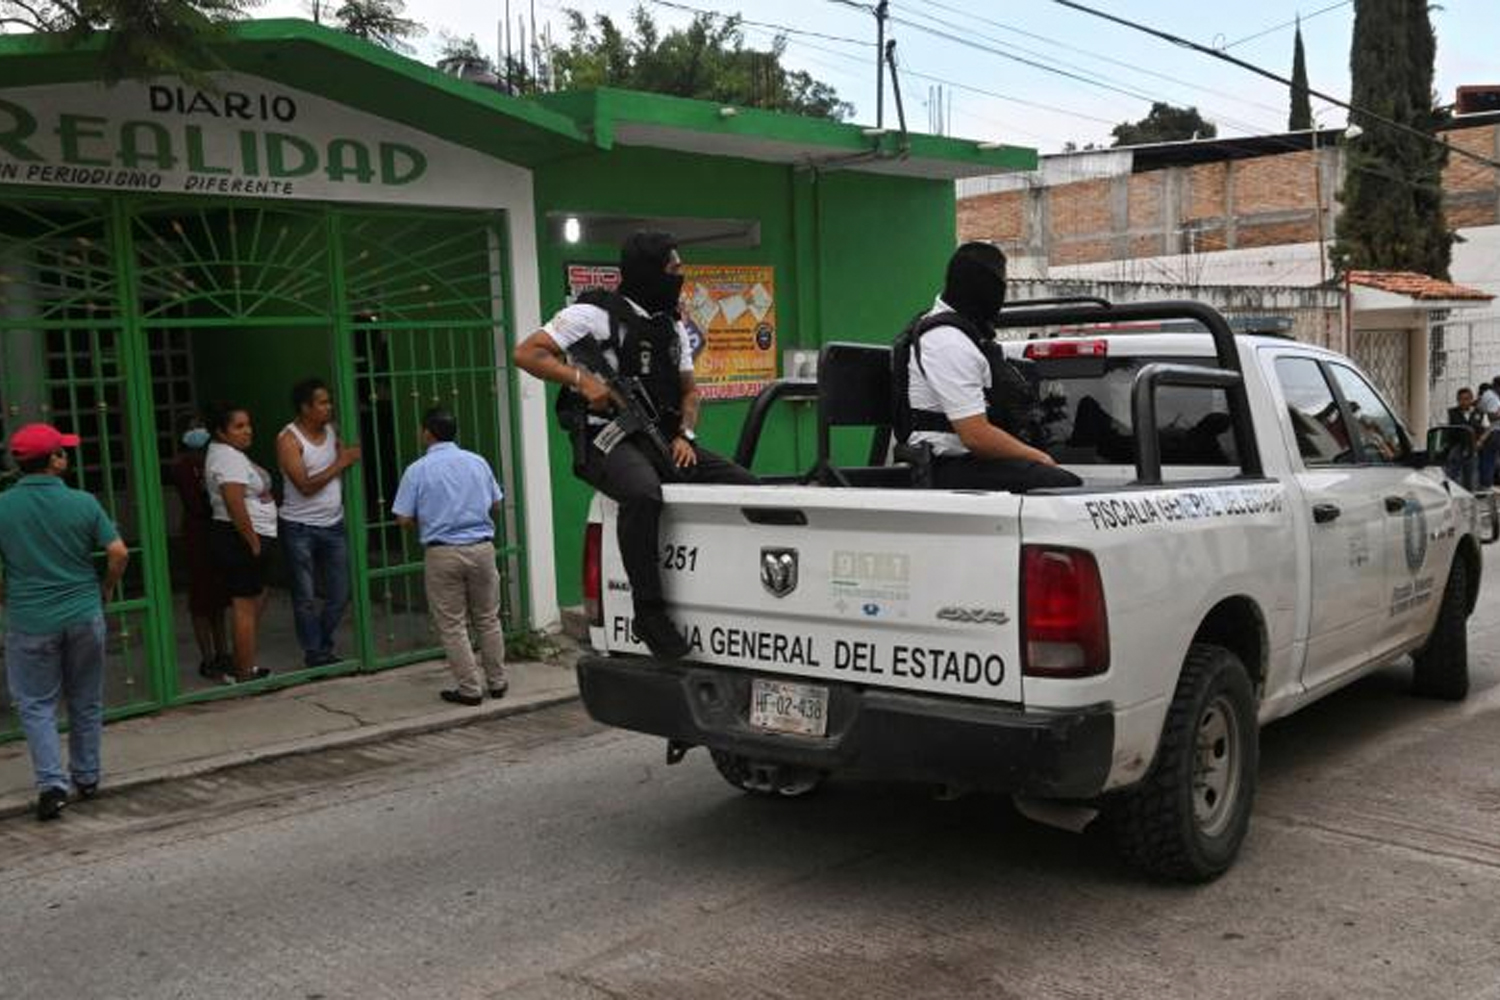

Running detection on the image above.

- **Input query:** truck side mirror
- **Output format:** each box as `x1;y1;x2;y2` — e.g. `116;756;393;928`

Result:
1427;424;1477;490
1427;424;1474;456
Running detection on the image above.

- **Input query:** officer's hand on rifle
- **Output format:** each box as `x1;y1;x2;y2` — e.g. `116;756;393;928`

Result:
579;371;614;412
671;435;698;469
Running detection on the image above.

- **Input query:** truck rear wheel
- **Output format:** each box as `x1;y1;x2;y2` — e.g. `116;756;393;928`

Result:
1411;557;1470;701
1110;643;1258;882
710;750;826;798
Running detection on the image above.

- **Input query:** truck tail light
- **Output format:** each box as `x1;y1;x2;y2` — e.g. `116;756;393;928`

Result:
1023;339;1109;360
583;522;603;627
1022;546;1109;677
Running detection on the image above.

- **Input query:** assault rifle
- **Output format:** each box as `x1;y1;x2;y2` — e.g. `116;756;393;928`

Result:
567;337;679;477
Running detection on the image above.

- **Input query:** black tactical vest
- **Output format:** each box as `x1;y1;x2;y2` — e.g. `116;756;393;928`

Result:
555;289;685;438
892;310;1040;444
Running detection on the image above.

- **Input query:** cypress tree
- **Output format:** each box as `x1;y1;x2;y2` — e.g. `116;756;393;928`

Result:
1288;20;1312;131
1331;0;1452;278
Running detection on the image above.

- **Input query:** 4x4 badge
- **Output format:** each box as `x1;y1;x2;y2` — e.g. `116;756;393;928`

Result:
760;547;799;598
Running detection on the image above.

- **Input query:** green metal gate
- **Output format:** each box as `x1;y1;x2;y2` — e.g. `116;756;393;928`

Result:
0;195;171;729
337;210;525;668
1;192;525;735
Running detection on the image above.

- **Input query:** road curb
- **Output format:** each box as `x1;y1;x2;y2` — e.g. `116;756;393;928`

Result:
0;689;581;821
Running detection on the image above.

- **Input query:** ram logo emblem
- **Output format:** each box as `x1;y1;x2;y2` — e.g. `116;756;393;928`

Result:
760;547;799;598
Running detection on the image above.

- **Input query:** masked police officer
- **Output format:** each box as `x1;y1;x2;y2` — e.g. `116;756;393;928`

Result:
896;242;1082;492
514;231;756;660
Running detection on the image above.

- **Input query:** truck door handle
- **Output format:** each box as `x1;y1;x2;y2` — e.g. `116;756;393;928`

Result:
1384;496;1407;514
1312;503;1341;524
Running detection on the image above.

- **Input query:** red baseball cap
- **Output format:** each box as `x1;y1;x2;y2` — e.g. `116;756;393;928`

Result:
8;423;81;461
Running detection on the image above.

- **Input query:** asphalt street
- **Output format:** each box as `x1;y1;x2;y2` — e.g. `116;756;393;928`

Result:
4;566;1500;999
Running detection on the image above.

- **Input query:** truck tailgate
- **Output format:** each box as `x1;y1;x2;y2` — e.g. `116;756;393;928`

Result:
598;485;1025;705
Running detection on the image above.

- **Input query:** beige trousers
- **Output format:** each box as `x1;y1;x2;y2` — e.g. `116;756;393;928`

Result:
423;542;507;697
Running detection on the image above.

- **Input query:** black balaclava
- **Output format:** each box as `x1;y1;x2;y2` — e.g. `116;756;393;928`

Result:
619;230;684;316
942;241;1008;332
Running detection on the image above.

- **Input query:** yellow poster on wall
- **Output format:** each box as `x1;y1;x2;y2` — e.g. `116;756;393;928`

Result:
679;265;777;400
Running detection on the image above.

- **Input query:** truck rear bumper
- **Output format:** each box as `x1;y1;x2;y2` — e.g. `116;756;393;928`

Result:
577;654;1115;799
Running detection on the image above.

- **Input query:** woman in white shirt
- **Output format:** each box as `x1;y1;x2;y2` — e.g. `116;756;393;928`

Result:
205;404;278;684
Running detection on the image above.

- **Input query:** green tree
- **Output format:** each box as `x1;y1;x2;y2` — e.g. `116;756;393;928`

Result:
437;34;495;75
552;5;853;120
1110;103;1217;147
0;0;256;84
1289;20;1312;131
333;0;422;54
1331;0;1451;278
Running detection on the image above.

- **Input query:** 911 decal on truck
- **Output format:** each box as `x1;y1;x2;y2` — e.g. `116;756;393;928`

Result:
576;299;1483;883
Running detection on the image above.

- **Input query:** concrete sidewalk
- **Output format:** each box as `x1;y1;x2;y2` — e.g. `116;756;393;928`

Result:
0;654;580;818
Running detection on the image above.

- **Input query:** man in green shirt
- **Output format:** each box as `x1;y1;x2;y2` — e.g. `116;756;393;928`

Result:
0;424;129;821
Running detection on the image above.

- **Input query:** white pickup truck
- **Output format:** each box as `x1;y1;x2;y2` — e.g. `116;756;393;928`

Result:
575;299;1483;882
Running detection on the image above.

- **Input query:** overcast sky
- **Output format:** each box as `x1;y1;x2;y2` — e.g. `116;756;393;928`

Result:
257;0;1493;153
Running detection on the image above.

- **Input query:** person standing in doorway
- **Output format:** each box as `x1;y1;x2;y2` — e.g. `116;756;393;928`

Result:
277;378;361;668
0;424;129;821
391;408;507;707
171;413;229;680
205;404;277;684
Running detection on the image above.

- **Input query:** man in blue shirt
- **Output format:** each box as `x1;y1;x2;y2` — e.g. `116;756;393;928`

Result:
392;409;507;706
0;424;130;821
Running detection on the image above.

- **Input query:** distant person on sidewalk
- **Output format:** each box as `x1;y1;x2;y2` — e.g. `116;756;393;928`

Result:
171;413;230;680
277;378;361;668
392;408;508;707
0;424;129;821
1479;380;1500;488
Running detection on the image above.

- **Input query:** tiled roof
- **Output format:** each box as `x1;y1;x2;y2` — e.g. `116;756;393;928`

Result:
1346;270;1494;301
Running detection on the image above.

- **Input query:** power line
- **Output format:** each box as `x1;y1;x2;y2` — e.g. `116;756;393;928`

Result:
769;28;1123;129
889;6;1290;142
1049;0;1500;172
1222;0;1352;50
886;12;1164;106
905;0;1288;124
643;0;873;47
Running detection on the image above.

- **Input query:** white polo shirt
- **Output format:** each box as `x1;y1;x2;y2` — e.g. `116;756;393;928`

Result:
544;295;697;427
907;297;991;457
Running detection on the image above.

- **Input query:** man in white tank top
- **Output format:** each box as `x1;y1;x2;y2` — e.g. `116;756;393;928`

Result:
277;378;361;667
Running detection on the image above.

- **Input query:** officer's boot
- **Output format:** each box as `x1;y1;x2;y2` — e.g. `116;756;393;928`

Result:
632;608;690;660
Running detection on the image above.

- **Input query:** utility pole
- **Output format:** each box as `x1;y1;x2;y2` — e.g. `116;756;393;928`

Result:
874;0;889;128
504;0;512;92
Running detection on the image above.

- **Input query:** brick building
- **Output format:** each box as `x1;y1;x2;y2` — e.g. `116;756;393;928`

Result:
958;115;1500;430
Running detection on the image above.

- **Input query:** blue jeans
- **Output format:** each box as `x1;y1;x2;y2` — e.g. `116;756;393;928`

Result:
281;519;350;662
4;615;106;792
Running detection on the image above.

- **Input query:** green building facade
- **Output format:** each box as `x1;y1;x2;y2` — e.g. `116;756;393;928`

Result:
0;21;1033;732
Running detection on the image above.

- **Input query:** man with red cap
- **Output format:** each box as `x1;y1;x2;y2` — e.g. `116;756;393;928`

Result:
0;424;129;821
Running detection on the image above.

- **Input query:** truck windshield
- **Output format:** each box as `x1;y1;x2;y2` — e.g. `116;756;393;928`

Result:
1035;357;1239;467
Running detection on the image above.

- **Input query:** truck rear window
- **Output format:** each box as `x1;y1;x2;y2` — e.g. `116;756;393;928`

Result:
1034;357;1239;466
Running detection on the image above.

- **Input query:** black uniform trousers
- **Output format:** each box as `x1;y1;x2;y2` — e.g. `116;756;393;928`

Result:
931;455;1082;492
574;430;758;613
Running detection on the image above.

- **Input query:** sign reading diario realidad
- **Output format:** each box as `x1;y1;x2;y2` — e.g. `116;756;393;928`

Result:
0;73;514;209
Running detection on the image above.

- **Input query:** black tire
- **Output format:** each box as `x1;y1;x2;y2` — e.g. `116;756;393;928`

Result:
1110;643;1258;883
710;750;826;798
1412;557;1470;701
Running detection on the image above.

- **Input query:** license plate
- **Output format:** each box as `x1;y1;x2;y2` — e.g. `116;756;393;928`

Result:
749;678;829;737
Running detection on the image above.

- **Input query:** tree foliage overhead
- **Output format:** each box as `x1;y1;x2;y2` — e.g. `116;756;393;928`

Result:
1288;22;1312;131
1110;103;1217;147
0;0;256;84
1331;0;1450;278
329;0;422;54
551;5;853;120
